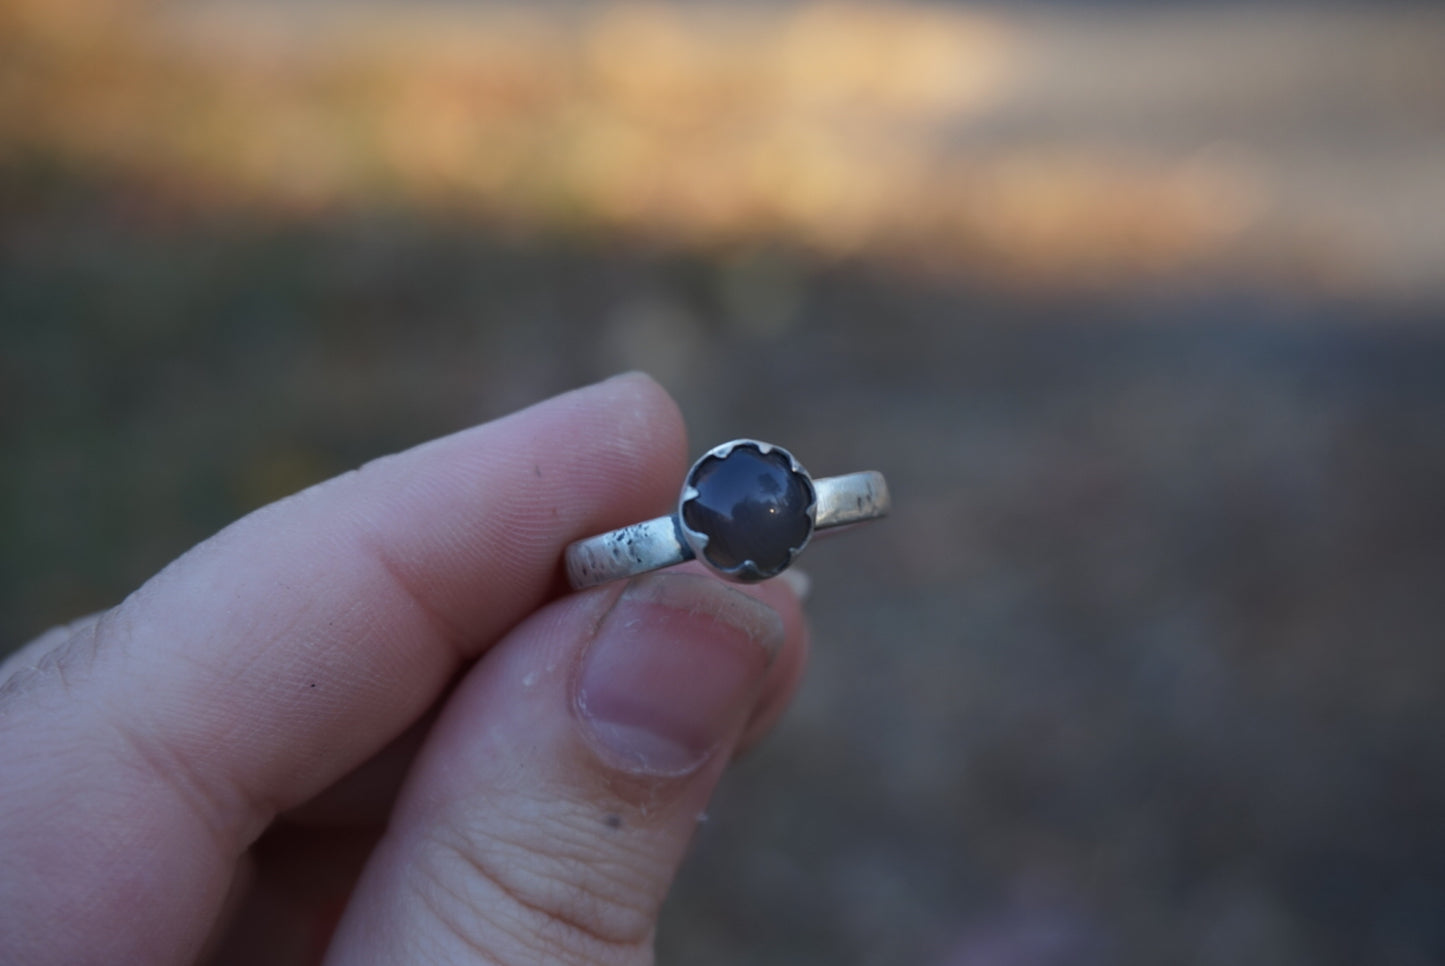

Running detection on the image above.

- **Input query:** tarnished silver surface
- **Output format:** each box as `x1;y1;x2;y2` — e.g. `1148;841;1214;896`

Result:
813;471;890;529
565;444;889;589
564;516;691;590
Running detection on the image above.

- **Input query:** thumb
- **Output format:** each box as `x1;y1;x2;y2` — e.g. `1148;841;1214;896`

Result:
323;572;805;965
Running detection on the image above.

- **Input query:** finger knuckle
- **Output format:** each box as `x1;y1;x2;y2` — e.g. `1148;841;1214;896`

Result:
0;610;110;708
411;808;656;966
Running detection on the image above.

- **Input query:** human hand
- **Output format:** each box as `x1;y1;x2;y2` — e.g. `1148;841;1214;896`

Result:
0;374;809;965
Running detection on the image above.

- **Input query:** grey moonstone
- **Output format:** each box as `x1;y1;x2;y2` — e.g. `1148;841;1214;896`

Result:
682;444;813;577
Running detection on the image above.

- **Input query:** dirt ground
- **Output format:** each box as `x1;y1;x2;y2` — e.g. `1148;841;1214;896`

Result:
5;218;1443;964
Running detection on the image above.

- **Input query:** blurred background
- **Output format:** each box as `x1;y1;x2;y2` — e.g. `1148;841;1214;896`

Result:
3;0;1444;962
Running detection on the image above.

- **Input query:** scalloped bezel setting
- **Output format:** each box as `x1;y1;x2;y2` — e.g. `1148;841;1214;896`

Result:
677;439;818;582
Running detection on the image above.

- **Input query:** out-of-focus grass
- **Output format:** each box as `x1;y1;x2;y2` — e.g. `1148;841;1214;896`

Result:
7;0;1395;289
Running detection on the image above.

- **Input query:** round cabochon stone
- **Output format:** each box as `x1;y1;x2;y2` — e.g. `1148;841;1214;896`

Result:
682;443;814;576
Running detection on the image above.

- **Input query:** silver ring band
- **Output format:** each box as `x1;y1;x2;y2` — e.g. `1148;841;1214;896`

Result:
564;439;889;589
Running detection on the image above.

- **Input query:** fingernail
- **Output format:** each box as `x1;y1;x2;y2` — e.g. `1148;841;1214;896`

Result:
575;573;783;775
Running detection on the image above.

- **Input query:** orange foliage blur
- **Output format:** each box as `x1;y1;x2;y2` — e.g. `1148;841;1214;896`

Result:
2;0;1287;286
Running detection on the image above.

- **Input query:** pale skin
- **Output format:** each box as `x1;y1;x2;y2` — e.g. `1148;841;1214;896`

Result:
0;373;810;965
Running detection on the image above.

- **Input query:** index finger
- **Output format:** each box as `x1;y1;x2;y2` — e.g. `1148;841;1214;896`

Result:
0;372;687;966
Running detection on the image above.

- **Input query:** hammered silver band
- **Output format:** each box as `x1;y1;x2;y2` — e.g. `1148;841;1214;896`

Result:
564;469;890;590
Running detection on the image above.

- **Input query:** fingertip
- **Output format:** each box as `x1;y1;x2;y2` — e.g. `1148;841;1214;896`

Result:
324;572;790;963
591;370;689;471
665;561;807;631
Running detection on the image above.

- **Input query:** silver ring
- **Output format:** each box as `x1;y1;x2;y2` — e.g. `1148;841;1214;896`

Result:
565;439;889;589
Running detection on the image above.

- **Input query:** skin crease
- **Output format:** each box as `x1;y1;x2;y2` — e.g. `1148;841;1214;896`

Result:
0;374;809;966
